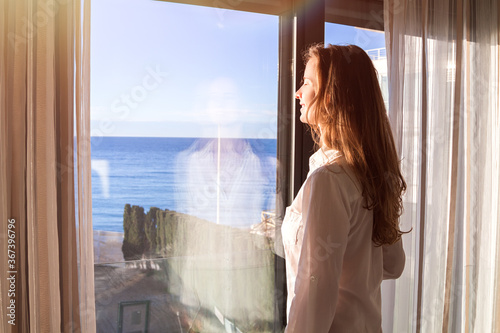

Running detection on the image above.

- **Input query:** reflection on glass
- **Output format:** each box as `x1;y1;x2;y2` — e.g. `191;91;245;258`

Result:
91;1;279;332
177;138;276;227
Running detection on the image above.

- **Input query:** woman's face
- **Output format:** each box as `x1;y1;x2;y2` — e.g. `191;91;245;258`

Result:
295;57;318;124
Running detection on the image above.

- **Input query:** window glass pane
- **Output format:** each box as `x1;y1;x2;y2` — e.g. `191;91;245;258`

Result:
91;1;279;331
325;23;388;107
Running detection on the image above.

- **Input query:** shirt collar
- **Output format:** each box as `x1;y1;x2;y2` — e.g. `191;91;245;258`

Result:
308;147;342;175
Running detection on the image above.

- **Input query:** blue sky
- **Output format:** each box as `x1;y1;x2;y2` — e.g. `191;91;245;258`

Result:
325;23;385;50
91;0;385;138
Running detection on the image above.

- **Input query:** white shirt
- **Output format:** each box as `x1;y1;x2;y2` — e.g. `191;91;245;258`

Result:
281;148;405;332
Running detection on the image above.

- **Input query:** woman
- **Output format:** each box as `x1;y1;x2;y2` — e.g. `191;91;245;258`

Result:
282;44;407;332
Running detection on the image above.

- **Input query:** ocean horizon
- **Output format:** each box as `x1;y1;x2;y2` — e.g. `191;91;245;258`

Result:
91;136;277;233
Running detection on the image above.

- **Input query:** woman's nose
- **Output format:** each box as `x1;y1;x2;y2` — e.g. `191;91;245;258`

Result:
295;89;301;99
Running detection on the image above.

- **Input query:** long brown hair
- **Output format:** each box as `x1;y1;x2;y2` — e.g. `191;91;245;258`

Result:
305;44;407;246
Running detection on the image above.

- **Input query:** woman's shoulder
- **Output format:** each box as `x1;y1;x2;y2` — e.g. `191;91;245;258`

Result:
307;158;362;199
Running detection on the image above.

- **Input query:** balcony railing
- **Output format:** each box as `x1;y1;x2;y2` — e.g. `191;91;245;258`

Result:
366;47;387;61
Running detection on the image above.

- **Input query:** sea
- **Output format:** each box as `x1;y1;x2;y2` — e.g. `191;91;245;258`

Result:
91;137;277;232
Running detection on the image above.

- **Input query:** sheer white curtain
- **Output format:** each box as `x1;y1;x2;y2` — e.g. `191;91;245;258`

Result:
384;0;500;331
0;0;94;332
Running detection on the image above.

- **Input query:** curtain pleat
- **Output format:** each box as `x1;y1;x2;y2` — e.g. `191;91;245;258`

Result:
2;1;32;332
56;0;82;330
385;0;500;332
74;0;96;330
28;1;63;331
442;0;463;330
0;0;94;332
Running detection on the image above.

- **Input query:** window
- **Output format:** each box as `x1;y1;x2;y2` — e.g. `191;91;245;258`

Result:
91;1;280;331
90;1;394;331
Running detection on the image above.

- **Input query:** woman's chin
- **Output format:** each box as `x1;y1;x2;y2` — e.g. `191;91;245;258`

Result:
299;114;308;124
300;115;315;125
